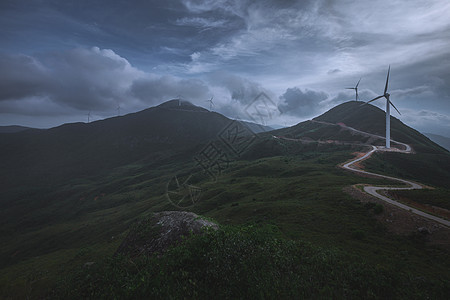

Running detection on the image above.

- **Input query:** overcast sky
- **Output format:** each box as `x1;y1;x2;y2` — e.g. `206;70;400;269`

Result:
1;0;449;135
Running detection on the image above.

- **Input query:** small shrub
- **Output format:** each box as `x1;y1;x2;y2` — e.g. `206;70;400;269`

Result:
374;203;384;215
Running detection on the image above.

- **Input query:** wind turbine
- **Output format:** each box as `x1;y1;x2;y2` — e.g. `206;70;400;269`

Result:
364;66;401;149
87;111;91;123
176;95;182;106
346;78;361;101
117;105;121;116
206;96;214;111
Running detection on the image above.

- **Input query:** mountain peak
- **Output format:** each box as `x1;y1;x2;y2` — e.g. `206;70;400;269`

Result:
157;99;208;112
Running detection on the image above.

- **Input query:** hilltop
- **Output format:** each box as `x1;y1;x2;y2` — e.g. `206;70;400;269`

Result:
313;101;447;154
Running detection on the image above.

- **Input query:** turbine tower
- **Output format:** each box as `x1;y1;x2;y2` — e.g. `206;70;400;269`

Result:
346;78;361;101
365;66;401;149
87;111;91;123
117;105;121;116
206;96;214;111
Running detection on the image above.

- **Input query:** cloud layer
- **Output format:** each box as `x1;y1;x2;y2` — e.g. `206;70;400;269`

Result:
0;0;449;135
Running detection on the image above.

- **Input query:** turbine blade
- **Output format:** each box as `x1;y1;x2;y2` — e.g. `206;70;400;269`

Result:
389;100;401;115
384;65;390;94
356;77;361;88
346;88;355;90
366;95;383;104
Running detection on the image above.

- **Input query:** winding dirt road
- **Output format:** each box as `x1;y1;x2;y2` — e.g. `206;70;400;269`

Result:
273;122;449;227
343;145;449;227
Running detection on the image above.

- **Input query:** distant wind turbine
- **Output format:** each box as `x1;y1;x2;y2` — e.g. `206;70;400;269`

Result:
87;111;91;123
176;95;182;106
364;66;401;149
117;105;121;116
346;78;361;101
206;96;215;111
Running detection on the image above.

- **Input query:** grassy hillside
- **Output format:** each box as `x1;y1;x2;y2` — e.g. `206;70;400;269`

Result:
1;138;449;298
1;101;449;298
0;100;230;192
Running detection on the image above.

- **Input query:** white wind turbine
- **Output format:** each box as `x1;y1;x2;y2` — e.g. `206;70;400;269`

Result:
176;95;182;106
87;111;91;123
206;96;214;111
346;78;361;101
365;66;401;149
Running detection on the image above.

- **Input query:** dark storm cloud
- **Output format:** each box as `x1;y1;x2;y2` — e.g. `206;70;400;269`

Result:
208;72;268;104
0;0;449;134
0;46;216;117
278;87;328;117
0;53;49;100
0;48;142;113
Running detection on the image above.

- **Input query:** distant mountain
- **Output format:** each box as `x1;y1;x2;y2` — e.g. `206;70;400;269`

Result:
239;121;273;133
0;125;33;133
423;133;450;152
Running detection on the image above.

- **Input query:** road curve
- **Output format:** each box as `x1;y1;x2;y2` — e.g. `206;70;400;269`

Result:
342;145;450;227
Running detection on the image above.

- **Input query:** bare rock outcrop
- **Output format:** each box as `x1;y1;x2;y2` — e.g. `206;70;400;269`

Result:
115;211;218;258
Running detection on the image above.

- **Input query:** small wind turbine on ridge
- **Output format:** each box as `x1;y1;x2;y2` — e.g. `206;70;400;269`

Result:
87;111;91;123
206;96;214;111
117;105;121;116
364;66;401;149
346;78;361;101
176;95;182;106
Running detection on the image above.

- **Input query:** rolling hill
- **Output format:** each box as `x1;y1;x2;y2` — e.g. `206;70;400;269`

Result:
0;100;449;298
313;101;447;154
0;125;32;133
0;100;247;191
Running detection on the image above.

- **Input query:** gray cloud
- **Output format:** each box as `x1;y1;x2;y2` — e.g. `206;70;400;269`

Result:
0;47;143;113
0;54;49;101
1;0;449;135
278;87;328;117
327;69;341;75
208;72;269;104
0;47;213;116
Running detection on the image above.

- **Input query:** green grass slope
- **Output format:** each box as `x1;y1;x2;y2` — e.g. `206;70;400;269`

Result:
0;100;449;298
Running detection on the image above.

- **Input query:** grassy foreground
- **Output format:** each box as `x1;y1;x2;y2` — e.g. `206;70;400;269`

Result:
0;141;449;298
51;224;447;299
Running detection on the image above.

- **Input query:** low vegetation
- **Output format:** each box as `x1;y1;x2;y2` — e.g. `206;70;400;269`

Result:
1;101;449;298
55;225;448;299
